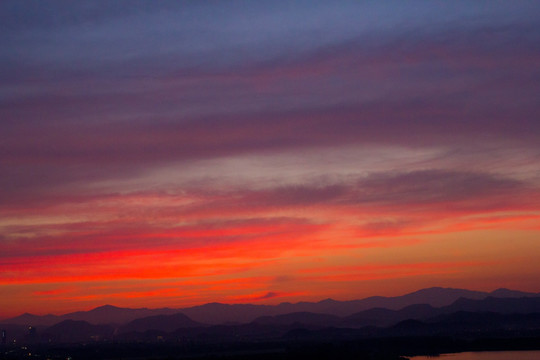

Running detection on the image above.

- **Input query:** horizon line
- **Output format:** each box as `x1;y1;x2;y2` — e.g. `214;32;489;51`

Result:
3;285;539;321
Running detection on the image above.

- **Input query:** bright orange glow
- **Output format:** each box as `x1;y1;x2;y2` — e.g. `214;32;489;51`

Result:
3;2;540;323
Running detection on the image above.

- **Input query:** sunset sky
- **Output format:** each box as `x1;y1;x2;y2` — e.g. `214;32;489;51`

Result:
1;1;540;319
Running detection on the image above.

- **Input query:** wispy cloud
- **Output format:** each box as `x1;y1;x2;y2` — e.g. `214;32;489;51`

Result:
1;1;540;316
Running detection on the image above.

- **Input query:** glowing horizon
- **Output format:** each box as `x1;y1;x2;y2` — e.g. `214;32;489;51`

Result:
1;1;540;319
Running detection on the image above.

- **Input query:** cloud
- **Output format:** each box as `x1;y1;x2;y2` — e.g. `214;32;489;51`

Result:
301;261;489;283
0;215;320;258
1;2;540;315
352;170;525;206
199;169;535;214
33;287;75;297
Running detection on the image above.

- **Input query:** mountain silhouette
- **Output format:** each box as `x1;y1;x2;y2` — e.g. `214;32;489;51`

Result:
42;320;114;343
177;287;539;324
3;305;178;327
178;302;275;325
444;296;540;314
3;287;539;327
251;311;342;328
120;312;202;333
385;311;540;337
2;312;61;327
343;304;440;327
490;288;538;298
2;294;539;345
342;296;540;328
64;305;179;325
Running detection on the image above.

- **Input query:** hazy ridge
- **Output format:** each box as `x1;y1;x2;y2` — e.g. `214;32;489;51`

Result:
5;286;538;326
2;287;540;345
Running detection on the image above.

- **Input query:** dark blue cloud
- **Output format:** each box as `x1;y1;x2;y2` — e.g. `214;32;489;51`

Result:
1;1;539;208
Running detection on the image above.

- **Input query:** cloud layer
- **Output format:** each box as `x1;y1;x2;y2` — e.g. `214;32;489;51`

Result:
1;1;540;317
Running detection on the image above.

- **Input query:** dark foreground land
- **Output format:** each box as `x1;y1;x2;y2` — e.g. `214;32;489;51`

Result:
3;292;540;359
2;335;540;360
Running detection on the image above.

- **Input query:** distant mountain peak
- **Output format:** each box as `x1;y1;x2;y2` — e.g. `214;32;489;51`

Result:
318;298;337;304
4;286;539;328
489;288;536;297
93;304;120;310
421;286;445;290
410;286;463;293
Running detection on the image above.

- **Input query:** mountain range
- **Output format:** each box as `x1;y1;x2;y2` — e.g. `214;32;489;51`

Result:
4;286;538;327
2;287;540;345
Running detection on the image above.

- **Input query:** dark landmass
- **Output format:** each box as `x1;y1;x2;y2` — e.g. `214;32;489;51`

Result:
120;312;203;333
5;287;539;326
1;334;539;360
3;305;179;327
2;287;540;359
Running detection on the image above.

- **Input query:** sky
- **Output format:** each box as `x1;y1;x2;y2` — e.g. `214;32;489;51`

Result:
1;0;540;318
